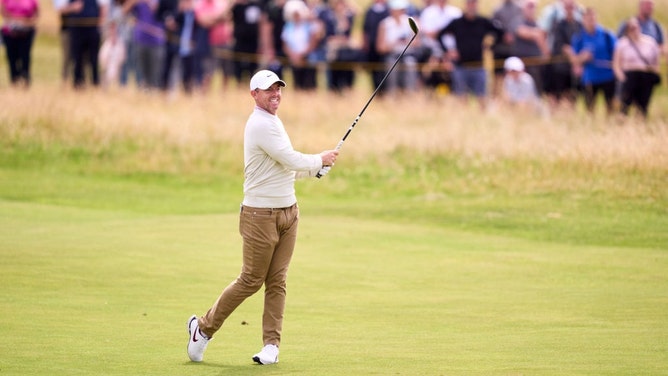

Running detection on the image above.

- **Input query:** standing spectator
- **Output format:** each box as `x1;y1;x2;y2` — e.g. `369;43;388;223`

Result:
261;0;287;77
418;0;460;57
418;0;461;91
613;17;661;118
511;0;548;95
193;0;223;93
281;0;320;90
306;0;330;89
107;0;134;86
570;7;616;114
491;0;523;95
195;0;232;91
204;0;233;92
362;0;389;95
537;0;582;55
324;0;358;92
617;0;664;50
437;0;503;107
376;0;420;95
53;0;76;84
157;0;180;91
1;0;39;87
544;0;582;106
67;0;109;88
175;0;201;93
231;0;263;87
185;69;339;365
123;0;166;90
98;19;126;87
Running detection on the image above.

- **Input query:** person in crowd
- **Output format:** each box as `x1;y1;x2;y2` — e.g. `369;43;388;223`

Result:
418;0;461;92
491;0;523;95
198;0;232;92
418;0;460;56
323;0;359;92
53;0;75;84
123;0;166;90
362;0;389;95
106;0;134;86
376;0;421;95
230;0;263;87
511;0;549;95
502;56;545;115
617;0;664;50
1;0;39;87
261;0;287;77
63;0;109;88
186;69;339;366
306;0;331;88
157;0;180;91
537;0;582;54
613;16;661;118
570;7;616;115
281;0;321;90
98;19;126;87
174;0;201;93
543;0;582;107
193;0;224;93
437;0;503;107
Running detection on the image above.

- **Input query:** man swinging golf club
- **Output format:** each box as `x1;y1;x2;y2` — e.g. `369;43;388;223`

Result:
186;70;338;364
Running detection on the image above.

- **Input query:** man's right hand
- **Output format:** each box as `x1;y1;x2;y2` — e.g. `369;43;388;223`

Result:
320;150;339;167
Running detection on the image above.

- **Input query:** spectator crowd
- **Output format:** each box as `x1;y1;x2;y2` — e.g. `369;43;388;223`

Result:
1;0;666;117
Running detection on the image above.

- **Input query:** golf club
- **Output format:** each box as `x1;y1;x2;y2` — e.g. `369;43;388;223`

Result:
317;16;419;178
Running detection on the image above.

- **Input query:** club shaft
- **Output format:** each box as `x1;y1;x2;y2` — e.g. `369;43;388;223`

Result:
316;29;418;178
335;32;418;150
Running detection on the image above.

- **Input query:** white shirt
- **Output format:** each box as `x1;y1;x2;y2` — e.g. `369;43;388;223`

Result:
242;106;322;208
503;71;538;104
419;3;462;35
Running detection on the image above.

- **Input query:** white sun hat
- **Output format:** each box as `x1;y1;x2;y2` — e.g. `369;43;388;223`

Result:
504;56;525;72
388;0;409;10
250;70;287;91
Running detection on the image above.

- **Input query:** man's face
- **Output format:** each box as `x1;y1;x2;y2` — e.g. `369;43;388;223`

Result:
583;9;596;32
523;0;537;21
465;0;477;17
252;83;282;115
640;0;654;18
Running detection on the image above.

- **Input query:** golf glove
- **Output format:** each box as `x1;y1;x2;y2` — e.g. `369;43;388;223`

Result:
316;166;331;178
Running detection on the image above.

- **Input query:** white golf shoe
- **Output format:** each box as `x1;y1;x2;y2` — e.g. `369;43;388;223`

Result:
187;315;209;362
252;344;279;365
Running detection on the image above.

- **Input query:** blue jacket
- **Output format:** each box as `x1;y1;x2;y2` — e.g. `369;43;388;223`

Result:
571;25;616;85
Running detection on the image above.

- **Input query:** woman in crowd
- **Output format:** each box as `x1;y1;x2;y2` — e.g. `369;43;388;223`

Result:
1;0;39;87
376;0;420;94
612;16;662;118
282;0;322;90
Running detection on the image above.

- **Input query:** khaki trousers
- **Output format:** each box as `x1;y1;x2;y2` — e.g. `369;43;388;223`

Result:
199;204;299;347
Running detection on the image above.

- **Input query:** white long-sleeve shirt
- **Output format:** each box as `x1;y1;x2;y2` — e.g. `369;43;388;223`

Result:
242;106;323;208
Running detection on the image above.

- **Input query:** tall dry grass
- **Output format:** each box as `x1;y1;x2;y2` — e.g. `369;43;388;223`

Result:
2;83;667;175
2;0;667;176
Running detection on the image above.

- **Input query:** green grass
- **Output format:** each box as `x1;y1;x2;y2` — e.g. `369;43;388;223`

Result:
2;197;667;376
1;156;667;375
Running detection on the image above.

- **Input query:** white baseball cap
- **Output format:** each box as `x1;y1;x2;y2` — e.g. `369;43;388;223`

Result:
250;70;286;91
388;0;409;10
504;56;525;72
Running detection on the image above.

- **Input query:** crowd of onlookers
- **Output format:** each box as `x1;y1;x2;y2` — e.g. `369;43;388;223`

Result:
1;0;665;118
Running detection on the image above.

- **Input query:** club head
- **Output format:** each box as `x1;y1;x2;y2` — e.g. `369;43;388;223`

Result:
408;17;419;34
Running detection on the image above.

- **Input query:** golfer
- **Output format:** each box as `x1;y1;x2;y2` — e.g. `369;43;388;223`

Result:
187;70;339;365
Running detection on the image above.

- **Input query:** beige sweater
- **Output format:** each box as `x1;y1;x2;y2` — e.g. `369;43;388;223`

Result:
242;106;323;208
